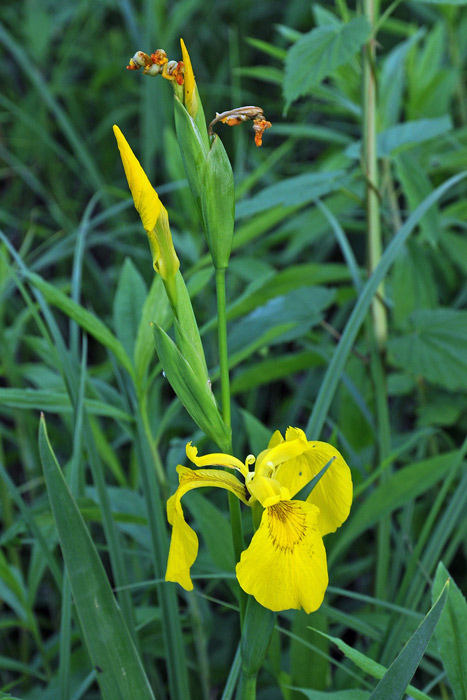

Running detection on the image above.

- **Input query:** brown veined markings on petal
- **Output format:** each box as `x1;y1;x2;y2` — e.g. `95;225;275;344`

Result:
267;501;307;553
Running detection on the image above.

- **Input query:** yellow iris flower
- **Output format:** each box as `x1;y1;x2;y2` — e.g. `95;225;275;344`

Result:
166;427;352;613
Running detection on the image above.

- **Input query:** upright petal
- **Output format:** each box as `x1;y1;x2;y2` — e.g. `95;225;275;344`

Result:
236;500;328;613
166;465;249;590
113;125;161;232
186;442;250;477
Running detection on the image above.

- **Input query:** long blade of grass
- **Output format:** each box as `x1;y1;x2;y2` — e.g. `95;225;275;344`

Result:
433;563;467;700
368;581;448;699
0;25;103;191
306;170;467;438
38;415;155;700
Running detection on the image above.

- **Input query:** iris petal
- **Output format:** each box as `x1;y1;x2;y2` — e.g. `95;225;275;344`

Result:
236;500;328;613
186;442;249;477
165;465;249;589
273;431;352;536
304;443;352;535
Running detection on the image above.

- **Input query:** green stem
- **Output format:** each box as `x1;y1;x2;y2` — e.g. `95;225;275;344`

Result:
215;268;231;429
363;0;392;603
363;0;387;349
215;266;247;624
238;674;256;700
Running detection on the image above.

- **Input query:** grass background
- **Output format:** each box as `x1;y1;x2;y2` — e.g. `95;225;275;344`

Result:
1;0;467;698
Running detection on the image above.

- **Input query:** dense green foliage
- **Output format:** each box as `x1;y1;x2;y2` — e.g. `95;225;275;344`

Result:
1;0;466;698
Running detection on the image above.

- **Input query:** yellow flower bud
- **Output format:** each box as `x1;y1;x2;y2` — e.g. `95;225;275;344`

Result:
180;38;197;118
113;125;179;284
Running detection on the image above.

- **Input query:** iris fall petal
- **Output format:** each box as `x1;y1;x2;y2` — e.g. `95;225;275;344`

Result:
236;500;328;613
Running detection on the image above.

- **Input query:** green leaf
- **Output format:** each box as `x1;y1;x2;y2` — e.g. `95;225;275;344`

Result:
152;324;230;450
186;492;235;574
413;0;467;5
231;350;324;395
229;287;335;362
284;17;371;108
290;611;329;696
0;387;133;422
241;597;276;676
202;134;235;269
289;691;369;700
388;308;467;391
27;271;135;379
306;171;467;439
113;257;147;359
134;275;172;388
38;416;155;700
433;563;467;700
173;96;208;222
395;152;440;244
368;582;448;699
345;116;452;159
311;629;432;700
331;450;461;562
236;171;349;218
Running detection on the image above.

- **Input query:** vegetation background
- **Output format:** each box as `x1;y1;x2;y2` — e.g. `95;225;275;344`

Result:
1;0;466;699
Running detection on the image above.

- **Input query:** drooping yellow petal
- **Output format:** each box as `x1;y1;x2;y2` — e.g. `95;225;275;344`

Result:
165;465;249;590
113;124;161;232
180;38;197;118
304;442;352;536
236;500;328;613
186;442;250;478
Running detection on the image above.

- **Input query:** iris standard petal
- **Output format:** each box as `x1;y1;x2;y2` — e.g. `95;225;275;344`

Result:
186;442;250;477
236;500;328;613
165;465;249;589
113;125;162;232
255;434;309;478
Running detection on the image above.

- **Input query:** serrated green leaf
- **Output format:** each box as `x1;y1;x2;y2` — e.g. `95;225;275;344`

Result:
284;17;371;108
38;416;155;700
395;152;440;244
369;582;448;699
433;563;467;700
388;308;467;390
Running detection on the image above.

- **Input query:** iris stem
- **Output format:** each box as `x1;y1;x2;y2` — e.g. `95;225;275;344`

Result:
237;674;256;700
215;266;247;625
363;0;392;603
363;0;386;349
